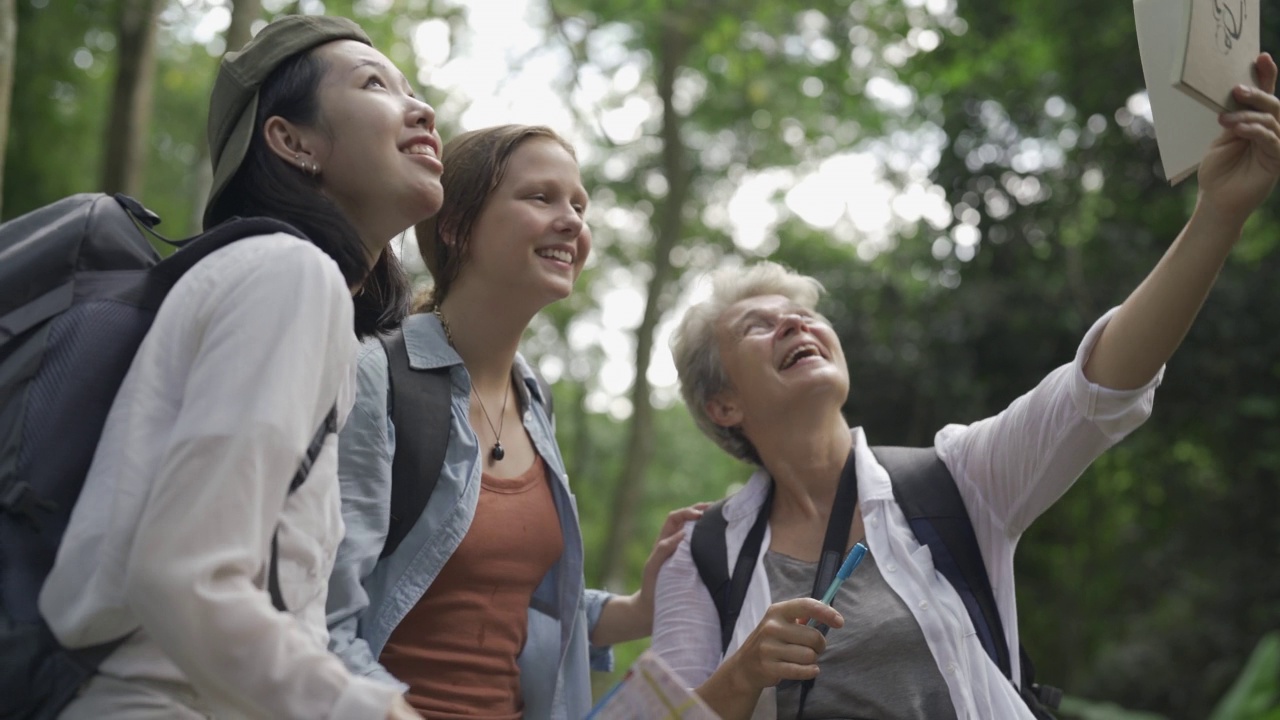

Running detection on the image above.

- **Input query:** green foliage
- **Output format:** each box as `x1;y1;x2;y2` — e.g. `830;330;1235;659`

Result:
1209;632;1280;720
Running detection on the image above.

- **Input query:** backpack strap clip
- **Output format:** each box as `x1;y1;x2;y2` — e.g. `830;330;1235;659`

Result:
0;480;57;528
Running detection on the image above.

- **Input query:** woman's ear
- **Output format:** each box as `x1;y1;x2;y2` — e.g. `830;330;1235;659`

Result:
263;116;319;173
705;394;743;429
436;226;457;248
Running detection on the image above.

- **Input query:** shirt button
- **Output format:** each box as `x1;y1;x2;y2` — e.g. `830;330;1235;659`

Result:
946;662;958;674
869;518;879;528
918;600;930;610
886;563;897;572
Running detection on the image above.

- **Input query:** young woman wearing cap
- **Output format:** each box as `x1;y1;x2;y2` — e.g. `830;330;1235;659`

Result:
326;124;704;719
39;15;433;720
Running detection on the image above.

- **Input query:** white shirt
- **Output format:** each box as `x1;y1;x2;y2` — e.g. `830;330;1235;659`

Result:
651;309;1162;719
39;235;398;719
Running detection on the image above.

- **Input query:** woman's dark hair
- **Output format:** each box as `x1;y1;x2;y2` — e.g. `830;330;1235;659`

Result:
207;49;411;338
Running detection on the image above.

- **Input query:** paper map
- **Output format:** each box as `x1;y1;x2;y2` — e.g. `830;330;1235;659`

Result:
585;650;722;720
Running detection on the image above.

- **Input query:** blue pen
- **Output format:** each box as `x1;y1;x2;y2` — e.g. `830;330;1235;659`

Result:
806;542;867;627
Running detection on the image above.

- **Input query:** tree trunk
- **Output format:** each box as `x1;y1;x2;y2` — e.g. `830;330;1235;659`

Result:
101;0;162;196
189;0;261;230
598;16;692;591
0;0;16;217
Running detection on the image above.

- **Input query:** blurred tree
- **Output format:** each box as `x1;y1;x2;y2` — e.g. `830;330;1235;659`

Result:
549;0;924;592
3;1;116;220
101;0;163;195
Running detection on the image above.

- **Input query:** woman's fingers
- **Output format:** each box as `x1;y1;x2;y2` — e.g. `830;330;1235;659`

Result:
771;596;844;631
1231;85;1280;118
1220;110;1280;130
659;504;707;537
762;634;822;664
769;660;822;682
1254;52;1278;96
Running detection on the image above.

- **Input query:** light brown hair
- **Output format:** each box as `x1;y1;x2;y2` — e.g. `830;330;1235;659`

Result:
415;124;576;311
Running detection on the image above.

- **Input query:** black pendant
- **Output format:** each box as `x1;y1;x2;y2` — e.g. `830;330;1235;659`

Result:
491;442;505;461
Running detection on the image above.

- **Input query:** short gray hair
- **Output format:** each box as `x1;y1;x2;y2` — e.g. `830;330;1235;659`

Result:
670;262;824;465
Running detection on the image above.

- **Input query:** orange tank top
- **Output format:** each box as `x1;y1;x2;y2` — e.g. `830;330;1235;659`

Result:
379;455;565;718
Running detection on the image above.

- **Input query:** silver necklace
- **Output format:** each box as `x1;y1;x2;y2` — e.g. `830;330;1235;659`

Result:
434;307;509;461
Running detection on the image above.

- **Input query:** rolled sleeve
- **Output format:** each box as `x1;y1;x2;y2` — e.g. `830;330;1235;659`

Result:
1069;307;1164;440
936;307;1163;537
584;588;616;672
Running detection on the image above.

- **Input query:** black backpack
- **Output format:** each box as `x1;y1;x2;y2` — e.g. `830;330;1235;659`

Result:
376;329;554;559
0;193;333;719
690;445;1061;719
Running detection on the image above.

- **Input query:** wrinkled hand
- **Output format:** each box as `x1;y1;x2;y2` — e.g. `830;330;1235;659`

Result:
724;598;844;691
637;502;710;620
1198;53;1280;225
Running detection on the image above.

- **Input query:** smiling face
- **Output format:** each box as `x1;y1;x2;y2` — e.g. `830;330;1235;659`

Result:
706;294;849;433
455;137;591;307
291;40;444;247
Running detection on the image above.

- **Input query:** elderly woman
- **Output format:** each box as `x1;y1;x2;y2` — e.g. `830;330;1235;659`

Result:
651;53;1280;720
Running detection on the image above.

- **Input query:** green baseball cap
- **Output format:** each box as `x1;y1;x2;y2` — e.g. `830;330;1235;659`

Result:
204;14;371;229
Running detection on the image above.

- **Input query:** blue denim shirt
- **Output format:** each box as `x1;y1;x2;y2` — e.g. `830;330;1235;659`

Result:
326;312;613;720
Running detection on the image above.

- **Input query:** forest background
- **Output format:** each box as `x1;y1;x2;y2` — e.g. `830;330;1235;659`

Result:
1;0;1277;718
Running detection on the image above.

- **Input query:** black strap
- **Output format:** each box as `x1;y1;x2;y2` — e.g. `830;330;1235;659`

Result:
690;501;731;647
795;448;860;718
139;212;305;311
877;446;1012;678
691;449;858;661
268;404;337;612
690;484;776;656
379;328;453;559
810;449;861;604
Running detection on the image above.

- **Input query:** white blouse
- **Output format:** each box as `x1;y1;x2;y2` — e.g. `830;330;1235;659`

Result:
40;235;399;719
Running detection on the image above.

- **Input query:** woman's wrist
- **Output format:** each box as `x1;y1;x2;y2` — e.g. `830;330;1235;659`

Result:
590;591;651;646
697;656;762;720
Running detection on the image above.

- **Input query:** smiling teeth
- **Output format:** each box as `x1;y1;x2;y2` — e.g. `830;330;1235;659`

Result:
404;144;436;157
538;249;573;264
782;343;821;369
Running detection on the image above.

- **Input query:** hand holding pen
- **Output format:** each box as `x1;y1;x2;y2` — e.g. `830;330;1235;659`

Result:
710;543;869;694
807;542;868;630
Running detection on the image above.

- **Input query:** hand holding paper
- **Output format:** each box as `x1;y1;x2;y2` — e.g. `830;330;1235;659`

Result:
1134;0;1263;183
1196;54;1280;225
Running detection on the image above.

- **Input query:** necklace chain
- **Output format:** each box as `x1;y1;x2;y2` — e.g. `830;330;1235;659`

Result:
434;307;509;462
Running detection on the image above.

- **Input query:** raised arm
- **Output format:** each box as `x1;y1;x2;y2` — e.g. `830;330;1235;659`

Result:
1084;53;1279;390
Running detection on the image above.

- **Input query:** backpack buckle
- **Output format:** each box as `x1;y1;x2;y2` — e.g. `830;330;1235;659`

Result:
1033;682;1063;710
0;480;58;527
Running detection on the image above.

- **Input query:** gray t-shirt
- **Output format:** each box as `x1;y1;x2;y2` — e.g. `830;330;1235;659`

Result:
764;548;958;720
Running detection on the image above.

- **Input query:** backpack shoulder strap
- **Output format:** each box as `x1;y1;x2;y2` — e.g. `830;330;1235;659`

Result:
379;328;452;559
141;214;304;309
691;485;774;656
269;403;338;612
690;500;730;649
873;445;1012;680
